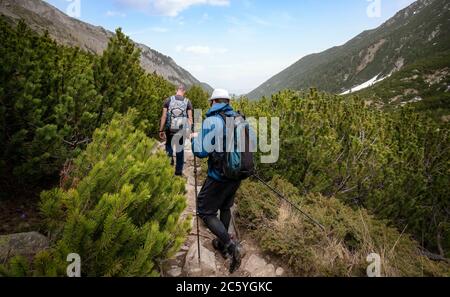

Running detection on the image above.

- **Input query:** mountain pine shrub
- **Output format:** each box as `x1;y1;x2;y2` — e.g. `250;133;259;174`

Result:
186;85;210;114
0;111;190;276
236;177;450;276
235;89;449;258
0;19;174;196
0;18;98;192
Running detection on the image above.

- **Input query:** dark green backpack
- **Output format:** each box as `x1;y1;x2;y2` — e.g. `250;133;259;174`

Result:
217;112;255;180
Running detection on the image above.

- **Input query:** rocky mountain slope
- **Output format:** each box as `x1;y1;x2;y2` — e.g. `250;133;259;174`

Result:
0;0;212;92
248;0;450;99
348;49;450;121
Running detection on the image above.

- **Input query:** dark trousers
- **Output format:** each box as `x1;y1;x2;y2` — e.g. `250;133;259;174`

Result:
166;133;185;173
198;177;241;246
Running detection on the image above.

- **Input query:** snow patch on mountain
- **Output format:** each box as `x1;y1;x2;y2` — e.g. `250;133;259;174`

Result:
340;74;390;95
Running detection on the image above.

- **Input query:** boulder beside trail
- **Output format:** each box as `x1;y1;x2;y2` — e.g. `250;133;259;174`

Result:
0;232;49;261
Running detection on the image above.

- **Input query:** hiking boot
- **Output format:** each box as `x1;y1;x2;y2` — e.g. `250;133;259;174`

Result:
212;238;230;259
175;171;183;176
227;242;242;274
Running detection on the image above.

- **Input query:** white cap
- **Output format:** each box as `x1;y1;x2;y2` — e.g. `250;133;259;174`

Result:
209;88;231;101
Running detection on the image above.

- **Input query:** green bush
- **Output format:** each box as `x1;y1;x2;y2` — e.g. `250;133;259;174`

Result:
236;177;450;276
0;111;190;276
0;19;174;196
186;84;210;114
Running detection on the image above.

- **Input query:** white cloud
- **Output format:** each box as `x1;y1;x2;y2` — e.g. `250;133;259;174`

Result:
176;45;228;55
106;10;127;17
117;0;230;17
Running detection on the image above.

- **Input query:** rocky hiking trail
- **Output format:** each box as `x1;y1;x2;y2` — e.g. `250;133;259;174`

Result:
162;140;289;277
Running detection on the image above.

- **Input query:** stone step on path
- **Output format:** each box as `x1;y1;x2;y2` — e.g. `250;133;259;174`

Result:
163;139;288;277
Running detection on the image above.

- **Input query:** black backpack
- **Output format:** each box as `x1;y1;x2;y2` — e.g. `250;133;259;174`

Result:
216;112;255;180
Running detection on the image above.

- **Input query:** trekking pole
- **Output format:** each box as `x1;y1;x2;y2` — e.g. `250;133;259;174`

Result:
192;125;201;264
230;207;241;242
253;174;326;232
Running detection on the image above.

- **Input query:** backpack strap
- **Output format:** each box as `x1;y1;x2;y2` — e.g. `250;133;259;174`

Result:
168;96;175;110
218;111;227;122
236;111;246;120
166;96;176;128
219;112;234;152
216;112;227;133
183;98;189;113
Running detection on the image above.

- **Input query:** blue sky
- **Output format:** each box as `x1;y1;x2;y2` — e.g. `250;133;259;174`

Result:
45;0;416;94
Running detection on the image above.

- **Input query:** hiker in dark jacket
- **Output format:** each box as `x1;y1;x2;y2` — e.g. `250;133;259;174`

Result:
159;85;193;176
192;88;243;273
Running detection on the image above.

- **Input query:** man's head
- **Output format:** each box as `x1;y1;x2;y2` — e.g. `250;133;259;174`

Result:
176;84;186;96
209;89;231;106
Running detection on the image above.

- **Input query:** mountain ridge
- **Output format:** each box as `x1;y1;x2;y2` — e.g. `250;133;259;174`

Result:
0;0;213;92
248;0;450;99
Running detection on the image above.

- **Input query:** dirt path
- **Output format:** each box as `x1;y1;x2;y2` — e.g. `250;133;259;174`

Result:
162;140;288;277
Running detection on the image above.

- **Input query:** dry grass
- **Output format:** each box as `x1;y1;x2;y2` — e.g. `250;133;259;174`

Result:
236;177;450;277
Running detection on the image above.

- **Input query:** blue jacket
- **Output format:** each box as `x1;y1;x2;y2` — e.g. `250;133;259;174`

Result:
192;103;238;182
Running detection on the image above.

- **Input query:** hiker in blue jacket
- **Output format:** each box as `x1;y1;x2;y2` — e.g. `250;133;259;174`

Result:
192;88;243;274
